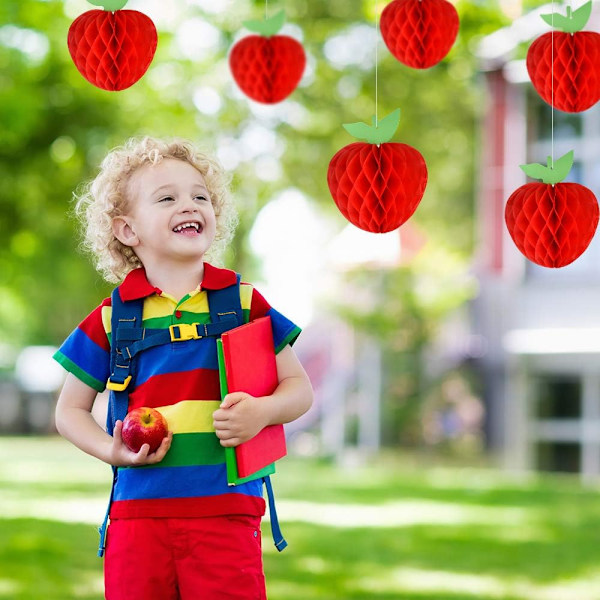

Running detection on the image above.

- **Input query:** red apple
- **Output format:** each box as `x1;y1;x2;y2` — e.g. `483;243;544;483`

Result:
121;407;168;453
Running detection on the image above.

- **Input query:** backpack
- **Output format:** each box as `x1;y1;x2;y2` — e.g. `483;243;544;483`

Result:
97;274;286;557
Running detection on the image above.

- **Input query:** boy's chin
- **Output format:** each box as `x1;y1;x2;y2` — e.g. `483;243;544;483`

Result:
155;246;208;261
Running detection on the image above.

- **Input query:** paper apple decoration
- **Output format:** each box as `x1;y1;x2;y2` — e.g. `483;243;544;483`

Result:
527;1;600;113
327;109;428;233
505;151;599;268
67;0;158;92
121;407;169;453
380;0;460;69
229;10;306;103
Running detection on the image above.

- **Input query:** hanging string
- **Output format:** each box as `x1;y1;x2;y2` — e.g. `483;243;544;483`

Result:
551;0;554;169
375;0;379;127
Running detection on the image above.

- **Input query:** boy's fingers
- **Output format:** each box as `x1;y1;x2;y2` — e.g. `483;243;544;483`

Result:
212;408;230;422
134;443;150;463
219;437;239;448
157;434;172;453
145;433;173;463
111;421;127;453
114;422;128;448
220;393;246;409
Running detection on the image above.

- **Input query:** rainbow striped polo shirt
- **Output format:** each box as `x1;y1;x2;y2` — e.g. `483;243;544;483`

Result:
53;263;301;519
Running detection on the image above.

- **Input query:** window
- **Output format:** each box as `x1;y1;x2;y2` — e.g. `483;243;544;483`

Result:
534;375;581;419
532;374;581;473
536;442;580;473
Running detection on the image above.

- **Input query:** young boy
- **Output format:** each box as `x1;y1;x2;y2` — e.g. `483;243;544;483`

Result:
54;136;313;600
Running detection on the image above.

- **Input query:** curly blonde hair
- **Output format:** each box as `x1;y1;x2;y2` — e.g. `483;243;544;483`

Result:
74;136;238;283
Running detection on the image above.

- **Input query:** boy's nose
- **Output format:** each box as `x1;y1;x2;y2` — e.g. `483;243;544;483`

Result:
181;199;199;213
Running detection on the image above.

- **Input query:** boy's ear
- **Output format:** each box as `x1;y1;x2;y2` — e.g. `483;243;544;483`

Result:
112;216;139;247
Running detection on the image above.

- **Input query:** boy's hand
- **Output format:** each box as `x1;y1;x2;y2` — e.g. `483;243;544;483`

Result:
212;393;270;447
109;420;173;467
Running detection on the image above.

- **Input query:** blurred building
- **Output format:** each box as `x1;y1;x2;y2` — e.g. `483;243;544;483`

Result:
0;346;63;433
475;1;600;480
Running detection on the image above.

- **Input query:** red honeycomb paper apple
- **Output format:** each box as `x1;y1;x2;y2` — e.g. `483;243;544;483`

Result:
121;407;169;454
526;1;600;113
327;108;428;233
380;0;460;69
505;150;599;268
229;10;306;104
67;0;158;92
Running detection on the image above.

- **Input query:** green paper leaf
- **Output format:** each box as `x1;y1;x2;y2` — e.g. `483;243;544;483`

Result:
377;109;401;137
342;108;402;145
343;122;377;142
87;0;128;10
520;150;574;184
242;10;286;37
540;1;592;33
520;163;551;180
570;1;593;29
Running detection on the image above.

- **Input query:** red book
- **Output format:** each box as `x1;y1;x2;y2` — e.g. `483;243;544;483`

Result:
217;316;287;484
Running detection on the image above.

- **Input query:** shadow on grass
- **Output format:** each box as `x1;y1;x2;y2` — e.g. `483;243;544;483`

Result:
0;519;102;600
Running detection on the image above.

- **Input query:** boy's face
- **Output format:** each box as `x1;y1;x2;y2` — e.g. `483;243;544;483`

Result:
114;158;217;269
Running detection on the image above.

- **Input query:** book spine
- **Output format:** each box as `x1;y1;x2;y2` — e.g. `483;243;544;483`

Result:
216;339;239;486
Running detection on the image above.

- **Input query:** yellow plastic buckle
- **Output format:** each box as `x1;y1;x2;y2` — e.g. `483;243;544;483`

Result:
106;375;132;392
169;323;202;342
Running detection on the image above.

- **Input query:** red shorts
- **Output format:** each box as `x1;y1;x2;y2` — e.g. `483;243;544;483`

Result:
104;516;266;600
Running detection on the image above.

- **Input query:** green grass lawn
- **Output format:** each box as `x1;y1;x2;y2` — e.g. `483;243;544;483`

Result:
2;437;600;599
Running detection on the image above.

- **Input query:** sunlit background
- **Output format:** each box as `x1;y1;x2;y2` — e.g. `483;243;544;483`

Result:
3;0;600;598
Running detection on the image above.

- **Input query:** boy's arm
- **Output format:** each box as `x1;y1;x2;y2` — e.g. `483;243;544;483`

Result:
55;373;172;466
213;345;314;447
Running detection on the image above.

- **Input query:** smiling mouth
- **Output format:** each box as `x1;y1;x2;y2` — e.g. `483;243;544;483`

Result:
173;222;203;235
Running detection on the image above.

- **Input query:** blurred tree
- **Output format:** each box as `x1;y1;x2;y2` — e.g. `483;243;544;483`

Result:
335;246;479;446
0;0;542;356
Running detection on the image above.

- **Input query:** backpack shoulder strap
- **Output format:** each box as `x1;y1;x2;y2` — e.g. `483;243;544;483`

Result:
207;273;243;327
106;286;144;436
99;286;144;557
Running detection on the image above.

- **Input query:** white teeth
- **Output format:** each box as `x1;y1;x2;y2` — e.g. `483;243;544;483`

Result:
173;222;201;232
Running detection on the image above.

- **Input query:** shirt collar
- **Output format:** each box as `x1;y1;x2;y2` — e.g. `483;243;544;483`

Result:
118;262;238;301
201;262;238;290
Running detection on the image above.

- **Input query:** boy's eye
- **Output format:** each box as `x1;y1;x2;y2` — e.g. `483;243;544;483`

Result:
157;195;209;202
